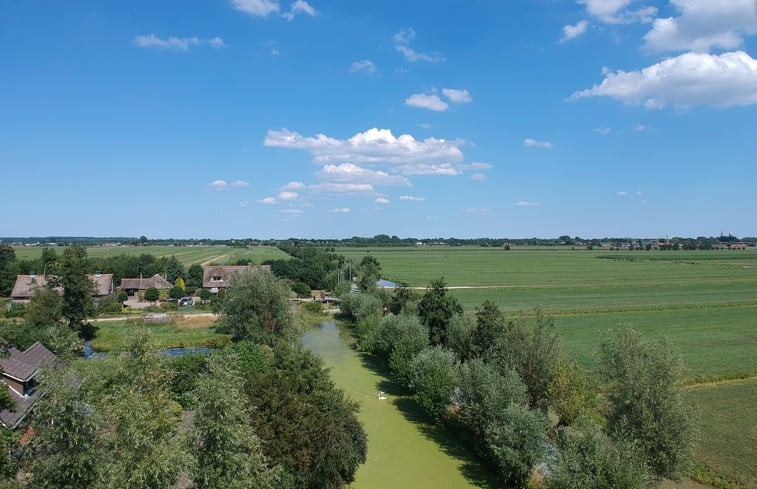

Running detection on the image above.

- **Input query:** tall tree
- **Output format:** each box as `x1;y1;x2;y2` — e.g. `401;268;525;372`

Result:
0;244;16;296
187;264;204;288
472;300;505;357
58;245;94;329
24;286;63;326
40;247;57;274
598;328;696;480
165;255;184;284
219;270;295;346
357;255;381;292
417;278;462;347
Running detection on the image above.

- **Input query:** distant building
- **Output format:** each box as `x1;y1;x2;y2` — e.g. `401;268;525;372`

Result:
0;341;56;429
117;274;173;296
11;273;113;301
202;265;271;293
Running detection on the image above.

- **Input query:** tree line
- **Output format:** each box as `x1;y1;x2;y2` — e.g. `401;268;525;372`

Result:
340;278;696;488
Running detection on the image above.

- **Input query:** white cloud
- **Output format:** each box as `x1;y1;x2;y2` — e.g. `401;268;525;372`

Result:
516;201;539;207
232;0;280;17
239;201;249;207
258;197;277;204
471;173;487;181
579;0;657;24
350;59;377;75
282;0;316;21
442;88;472;103
571;51;757;109
317;163;410;186
210;180;228;191
405;93;449;112
375;197;391;205
465;208;492;216
400;195;425;202
331;208;350;213
301;202;315;208
309;183;374;194
560;20;589;42
643;0;757;52
397;163;459;176
264;127;464;172
133;34;225;51
462;161;493;170
523;138;553;149
278;191;298;200
231;180;250;187
281;181;305;190
394;28;445;62
635;124;648;131
617;191;628;196
596;126;611;135
281;209;303;215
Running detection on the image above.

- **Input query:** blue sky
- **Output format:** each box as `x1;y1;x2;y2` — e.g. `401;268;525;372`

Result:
1;0;756;239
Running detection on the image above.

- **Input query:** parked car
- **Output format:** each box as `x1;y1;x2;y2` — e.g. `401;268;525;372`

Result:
166;298;178;304
179;297;194;307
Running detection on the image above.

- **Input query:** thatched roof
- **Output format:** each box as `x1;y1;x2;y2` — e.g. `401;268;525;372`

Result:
11;274;113;299
88;273;114;296
118;274;173;291
202;265;271;289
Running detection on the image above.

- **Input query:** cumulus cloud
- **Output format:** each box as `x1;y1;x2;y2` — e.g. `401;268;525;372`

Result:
264;127;464;173
231;0;280;17
394;28;444;62
516;201;539;207
400;195;425;202
258;197;277;204
405;93;449;111
643;0;757;53
282;0;315;20
461;161;493;170
278;191;298;200
579;0;657;24
210;180;228;191
350;59;377;75
560;20;589;42
331;208;350;213
571;51;757;109
133;34;225;51
397;163;459;176
442;88;472;103
471;173;487;181
309;183;374;194
281;181;305;190
317;163;410;186
523;138;553;149
375;197;391;205
596;126;611;135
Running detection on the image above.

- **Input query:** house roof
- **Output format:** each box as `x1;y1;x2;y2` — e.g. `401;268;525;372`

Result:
0;341;56;382
87;273;114;296
202;265;271;289
118;274;173;291
10;275;62;299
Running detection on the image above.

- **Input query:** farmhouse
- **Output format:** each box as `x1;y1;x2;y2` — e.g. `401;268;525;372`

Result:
0;341;56;429
10;273;114;301
117;273;173;296
202;265;271;293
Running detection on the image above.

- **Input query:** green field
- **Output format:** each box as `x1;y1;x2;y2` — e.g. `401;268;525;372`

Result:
12;244;289;266
88;316;231;352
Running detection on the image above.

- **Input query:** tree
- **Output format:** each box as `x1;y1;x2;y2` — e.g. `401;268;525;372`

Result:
472;300;505;358
485;404;547;487
165;256;184;284
58;245;95;329
0;244;16;297
598;329;696;480
388;284;417;315
144;287;159;302
417;278;462;347
199;288;212;303
357;255;381;292
218;270;295;346
175;277;186;292
169;286;184;300
41;247;57;273
193;354;279;489
547;358;596;427
187;264;204;288
117;291;128;303
24;286;63;326
29;367;103;489
407;346;458;420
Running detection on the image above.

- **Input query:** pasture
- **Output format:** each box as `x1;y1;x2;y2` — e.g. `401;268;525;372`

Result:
12;244;289;266
88;316;231;352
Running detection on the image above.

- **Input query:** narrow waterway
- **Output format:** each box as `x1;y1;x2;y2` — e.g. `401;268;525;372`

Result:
302;321;498;489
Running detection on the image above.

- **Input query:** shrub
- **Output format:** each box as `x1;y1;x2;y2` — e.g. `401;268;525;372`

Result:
408;346;458;420
144;287;159;302
291;281;311;298
302;301;322;314
4;302;26;318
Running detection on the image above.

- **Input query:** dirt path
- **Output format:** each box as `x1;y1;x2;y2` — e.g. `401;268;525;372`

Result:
201;254;227;266
91;313;217;323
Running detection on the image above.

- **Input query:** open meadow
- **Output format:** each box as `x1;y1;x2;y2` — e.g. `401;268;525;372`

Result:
12;244;289;266
340;246;757;487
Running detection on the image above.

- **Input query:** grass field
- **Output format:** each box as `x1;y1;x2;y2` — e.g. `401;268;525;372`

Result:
12;244;289;266
88;315;231;352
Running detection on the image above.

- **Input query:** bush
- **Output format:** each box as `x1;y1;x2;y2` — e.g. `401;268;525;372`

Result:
485;403;547;487
144;287;159;302
291;281;311;298
168;286;184;300
408;346;458;420
302;301;322;314
117;291;129;303
4;302;26;318
96;295;123;315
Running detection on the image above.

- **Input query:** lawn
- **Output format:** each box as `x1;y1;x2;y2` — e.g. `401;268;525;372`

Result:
88;316;231;352
12;244;289;266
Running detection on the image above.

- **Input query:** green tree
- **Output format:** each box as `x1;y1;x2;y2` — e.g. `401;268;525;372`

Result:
24;286;63;326
58;245;95;329
199;288;212;303
417;278;462;347
388;284;417;315
218;270;295;346
548;418;650;489
169;286;184;300
187;263;204;288
485;403;547;487
357;255;381;292
472;300;506;358
598;328;696;480
547;358;596;426
165;256;184;284
0;244;16;296
0;428;18;484
193;354;279;489
144;287;159;302
29;367;103;489
40;247;57;274
407;346;458;420
116;291;128;303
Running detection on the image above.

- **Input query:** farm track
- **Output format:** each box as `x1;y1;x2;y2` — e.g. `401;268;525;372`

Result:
406;277;757;290
201;254;227;266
